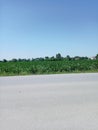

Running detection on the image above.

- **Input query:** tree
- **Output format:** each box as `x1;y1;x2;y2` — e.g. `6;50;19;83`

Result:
3;59;7;62
95;54;98;59
56;53;62;60
45;56;49;61
66;55;71;60
50;56;55;61
12;58;17;62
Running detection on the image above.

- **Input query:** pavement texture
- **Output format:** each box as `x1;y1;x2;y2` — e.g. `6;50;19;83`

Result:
0;73;98;130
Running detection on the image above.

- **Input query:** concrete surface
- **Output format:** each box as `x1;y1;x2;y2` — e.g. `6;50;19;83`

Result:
0;73;98;130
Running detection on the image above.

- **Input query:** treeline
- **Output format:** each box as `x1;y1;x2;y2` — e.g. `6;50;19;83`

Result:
0;53;98;76
1;53;98;62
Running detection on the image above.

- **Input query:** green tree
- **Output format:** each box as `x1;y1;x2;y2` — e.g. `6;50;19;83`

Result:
56;53;62;60
95;54;98;59
12;58;17;62
66;55;71;60
45;56;49;61
3;59;7;62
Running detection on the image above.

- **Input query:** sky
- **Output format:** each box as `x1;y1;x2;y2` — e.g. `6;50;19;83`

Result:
0;0;98;60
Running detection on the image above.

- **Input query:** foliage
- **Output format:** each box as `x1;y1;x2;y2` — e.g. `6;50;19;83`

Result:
0;54;98;76
95;54;98;59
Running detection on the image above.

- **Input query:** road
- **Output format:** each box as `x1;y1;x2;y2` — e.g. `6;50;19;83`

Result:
0;73;98;130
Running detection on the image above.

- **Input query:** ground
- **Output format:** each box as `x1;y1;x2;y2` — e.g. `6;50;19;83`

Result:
0;73;98;130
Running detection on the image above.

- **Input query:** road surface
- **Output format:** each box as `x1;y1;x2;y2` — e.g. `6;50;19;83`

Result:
0;73;98;130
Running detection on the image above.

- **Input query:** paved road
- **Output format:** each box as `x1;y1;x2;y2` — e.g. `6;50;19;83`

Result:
0;73;98;130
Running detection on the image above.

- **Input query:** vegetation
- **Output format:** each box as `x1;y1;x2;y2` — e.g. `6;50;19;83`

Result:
0;54;98;76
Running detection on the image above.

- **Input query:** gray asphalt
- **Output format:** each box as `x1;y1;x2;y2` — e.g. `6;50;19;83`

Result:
0;73;98;130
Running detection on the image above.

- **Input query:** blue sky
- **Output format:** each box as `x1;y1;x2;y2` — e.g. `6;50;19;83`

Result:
0;0;98;60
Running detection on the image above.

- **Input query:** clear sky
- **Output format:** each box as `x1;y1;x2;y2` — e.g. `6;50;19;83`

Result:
0;0;98;60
